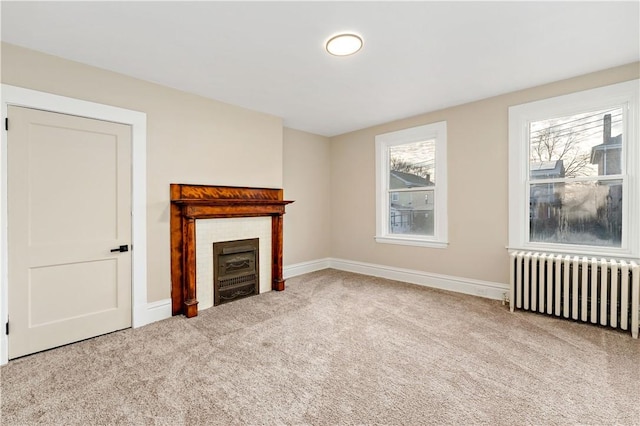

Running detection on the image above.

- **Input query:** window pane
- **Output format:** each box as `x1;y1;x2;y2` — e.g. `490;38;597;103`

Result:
389;190;434;235
389;140;435;189
529;107;623;179
530;179;622;247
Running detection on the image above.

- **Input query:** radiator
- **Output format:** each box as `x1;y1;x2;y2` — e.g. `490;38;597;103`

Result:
509;251;639;338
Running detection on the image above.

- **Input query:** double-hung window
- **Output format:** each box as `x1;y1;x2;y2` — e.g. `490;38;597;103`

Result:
375;121;448;248
508;80;639;258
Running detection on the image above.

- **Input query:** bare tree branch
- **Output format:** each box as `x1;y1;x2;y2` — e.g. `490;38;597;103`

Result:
390;158;429;179
530;127;591;177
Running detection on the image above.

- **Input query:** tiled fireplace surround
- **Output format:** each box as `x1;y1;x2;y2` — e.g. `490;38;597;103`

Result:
195;217;271;310
170;184;293;318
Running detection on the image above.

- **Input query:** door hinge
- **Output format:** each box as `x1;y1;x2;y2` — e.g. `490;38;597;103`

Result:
5;118;8;131
5;320;8;335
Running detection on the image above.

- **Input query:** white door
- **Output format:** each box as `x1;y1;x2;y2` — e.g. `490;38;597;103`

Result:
7;106;132;359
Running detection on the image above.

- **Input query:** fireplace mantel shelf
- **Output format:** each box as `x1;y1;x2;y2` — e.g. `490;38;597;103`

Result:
170;184;293;318
173;198;293;220
173;199;293;205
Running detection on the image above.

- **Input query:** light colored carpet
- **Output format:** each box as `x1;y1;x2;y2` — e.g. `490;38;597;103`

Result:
1;269;639;425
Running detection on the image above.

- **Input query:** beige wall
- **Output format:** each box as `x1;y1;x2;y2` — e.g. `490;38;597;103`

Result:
1;43;284;302
3;42;638;300
330;62;640;286
283;128;331;265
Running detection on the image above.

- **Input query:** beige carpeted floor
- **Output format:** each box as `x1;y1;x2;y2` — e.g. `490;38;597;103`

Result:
1;269;639;425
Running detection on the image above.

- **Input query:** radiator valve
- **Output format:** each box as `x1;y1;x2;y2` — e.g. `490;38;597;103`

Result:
502;292;510;306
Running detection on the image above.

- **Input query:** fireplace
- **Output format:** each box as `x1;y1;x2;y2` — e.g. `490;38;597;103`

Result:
170;184;293;318
214;238;259;306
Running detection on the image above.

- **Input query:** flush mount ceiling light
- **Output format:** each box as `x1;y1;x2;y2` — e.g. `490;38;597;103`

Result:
325;33;363;56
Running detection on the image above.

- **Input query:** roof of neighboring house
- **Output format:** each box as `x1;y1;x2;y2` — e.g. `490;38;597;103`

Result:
390;170;431;188
530;160;565;178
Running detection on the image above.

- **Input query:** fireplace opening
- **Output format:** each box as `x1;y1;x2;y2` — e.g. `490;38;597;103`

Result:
213;238;259;306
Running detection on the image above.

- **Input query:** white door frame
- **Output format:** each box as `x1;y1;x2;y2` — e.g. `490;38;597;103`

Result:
1;84;148;365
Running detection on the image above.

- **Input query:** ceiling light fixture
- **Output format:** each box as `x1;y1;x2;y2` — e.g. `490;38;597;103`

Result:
325;33;363;56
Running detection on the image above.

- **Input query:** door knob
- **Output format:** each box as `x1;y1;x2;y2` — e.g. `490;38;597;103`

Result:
110;245;129;253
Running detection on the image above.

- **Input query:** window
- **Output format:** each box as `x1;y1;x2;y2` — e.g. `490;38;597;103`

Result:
375;121;448;248
509;80;639;258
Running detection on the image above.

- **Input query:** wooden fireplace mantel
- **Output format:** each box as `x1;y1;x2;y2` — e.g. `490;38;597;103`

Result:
170;184;293;318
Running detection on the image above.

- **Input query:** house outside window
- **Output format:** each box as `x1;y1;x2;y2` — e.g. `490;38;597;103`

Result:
375;121;448;248
508;80;639;258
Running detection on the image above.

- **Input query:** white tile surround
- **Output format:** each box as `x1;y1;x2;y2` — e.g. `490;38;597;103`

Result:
195;217;272;310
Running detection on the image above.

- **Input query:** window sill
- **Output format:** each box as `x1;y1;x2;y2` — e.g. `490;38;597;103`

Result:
375;236;448;249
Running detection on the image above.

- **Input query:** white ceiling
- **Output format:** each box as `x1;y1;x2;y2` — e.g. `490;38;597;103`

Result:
2;1;639;137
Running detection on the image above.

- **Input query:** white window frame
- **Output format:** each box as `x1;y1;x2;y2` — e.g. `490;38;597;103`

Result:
375;121;448;248
508;79;639;259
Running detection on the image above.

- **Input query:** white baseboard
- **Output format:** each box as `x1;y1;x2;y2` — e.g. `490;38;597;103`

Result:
284;257;509;301
329;258;509;301
133;298;172;328
284;258;331;279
